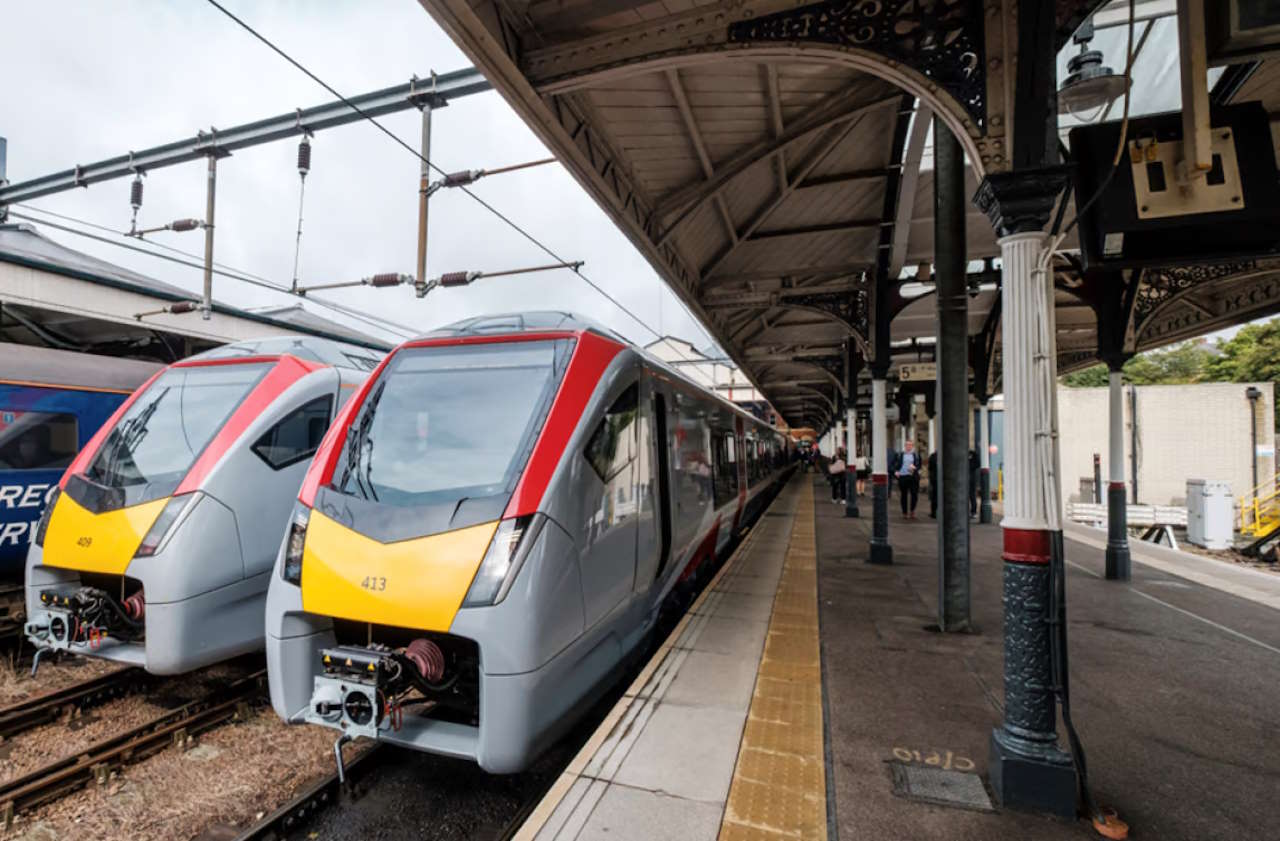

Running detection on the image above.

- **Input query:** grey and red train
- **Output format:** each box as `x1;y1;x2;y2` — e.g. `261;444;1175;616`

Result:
22;312;792;774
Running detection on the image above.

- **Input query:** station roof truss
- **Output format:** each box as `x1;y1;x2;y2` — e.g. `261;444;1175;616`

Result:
422;0;1280;431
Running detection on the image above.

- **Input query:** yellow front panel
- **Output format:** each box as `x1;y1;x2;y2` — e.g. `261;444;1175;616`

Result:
300;511;499;632
42;493;168;575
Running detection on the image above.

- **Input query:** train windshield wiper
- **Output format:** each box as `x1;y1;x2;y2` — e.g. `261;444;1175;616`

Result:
340;381;385;500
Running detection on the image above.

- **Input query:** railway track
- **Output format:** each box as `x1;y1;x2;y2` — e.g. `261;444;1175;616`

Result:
0;670;265;829
219;745;386;841
0;666;148;741
0;584;24;649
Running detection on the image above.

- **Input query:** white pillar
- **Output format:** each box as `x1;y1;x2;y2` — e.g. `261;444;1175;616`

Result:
1108;370;1124;483
928;416;936;453
872;379;887;474
999;231;1054;534
847;407;857;461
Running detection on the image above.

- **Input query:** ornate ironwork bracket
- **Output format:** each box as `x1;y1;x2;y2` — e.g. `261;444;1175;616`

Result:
784;288;871;351
728;0;987;129
791;354;846;395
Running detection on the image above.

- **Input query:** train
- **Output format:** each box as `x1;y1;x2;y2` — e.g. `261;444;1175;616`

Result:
265;312;793;773
0;343;162;577
23;336;376;674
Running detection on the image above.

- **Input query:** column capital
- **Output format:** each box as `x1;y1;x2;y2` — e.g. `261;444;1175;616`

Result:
973;166;1072;239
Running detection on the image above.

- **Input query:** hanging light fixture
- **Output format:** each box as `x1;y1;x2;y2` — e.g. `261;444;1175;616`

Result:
1059;17;1129;120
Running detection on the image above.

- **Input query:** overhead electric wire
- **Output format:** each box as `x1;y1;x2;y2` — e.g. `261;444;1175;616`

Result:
200;0;720;360
8;206;418;339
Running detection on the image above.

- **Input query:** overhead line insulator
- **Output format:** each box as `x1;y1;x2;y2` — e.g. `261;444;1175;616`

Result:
297;136;312;177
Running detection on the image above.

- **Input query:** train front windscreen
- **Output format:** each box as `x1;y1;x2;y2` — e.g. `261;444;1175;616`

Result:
322;339;571;531
80;362;270;508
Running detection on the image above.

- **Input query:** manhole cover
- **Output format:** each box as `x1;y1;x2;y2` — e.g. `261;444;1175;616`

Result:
888;762;994;812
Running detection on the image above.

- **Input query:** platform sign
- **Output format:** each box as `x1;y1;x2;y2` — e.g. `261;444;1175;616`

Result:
898;363;936;382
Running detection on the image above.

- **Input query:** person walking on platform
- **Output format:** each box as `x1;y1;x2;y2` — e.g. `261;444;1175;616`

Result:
855;451;868;498
891;440;921;518
828;447;847;503
928;448;939;519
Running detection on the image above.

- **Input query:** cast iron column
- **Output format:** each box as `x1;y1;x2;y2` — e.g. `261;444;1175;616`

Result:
935;118;971;631
846;342;862;517
1106;365;1131;579
979;401;993;523
869;374;892;564
974;0;1078;818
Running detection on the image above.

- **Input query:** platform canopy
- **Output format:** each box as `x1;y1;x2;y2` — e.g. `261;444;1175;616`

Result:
0;223;390;362
422;0;1280;430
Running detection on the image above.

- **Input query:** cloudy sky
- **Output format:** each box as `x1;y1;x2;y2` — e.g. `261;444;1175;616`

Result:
2;0;713;348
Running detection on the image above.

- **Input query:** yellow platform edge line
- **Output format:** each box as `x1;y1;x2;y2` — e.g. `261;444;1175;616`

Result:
720;481;827;841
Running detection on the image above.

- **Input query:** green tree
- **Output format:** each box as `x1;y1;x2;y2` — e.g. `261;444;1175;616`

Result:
1122;340;1215;384
1060;340;1215;387
1062;364;1109;387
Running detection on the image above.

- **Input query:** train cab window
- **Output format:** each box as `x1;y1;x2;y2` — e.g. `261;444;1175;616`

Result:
252;396;333;470
585;383;638;482
0;411;78;471
84;362;270;506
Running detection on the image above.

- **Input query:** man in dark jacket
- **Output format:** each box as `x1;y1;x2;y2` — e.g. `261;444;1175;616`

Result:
890;440;921;518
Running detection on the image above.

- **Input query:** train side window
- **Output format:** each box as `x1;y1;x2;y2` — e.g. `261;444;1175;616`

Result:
585;383;638;482
252;396;333;470
0;410;78;471
712;429;739;506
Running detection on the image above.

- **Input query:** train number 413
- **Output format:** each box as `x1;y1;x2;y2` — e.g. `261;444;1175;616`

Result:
360;576;387;592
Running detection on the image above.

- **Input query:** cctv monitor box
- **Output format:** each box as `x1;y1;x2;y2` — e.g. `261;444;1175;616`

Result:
1069;101;1280;272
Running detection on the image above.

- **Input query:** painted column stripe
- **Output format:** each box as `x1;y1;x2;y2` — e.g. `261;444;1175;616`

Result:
1002;527;1051;564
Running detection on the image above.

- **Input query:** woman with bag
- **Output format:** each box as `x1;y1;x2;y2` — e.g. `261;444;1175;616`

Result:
828;447;847;503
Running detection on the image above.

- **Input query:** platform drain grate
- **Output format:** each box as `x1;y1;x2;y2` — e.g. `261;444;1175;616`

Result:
888;762;995;812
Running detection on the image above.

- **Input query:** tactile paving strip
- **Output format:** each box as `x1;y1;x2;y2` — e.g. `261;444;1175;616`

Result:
720;482;827;840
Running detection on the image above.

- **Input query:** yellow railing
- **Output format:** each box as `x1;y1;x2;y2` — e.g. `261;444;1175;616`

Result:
1237;477;1280;537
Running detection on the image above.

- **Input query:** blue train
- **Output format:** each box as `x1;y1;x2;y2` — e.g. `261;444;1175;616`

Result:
0;343;161;577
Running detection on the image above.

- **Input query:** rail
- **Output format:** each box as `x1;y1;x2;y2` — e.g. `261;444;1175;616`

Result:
0;667;147;741
0;670;264;828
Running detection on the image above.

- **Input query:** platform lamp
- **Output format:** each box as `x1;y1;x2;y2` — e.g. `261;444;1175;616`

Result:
1247;386;1262;500
1058;16;1130;121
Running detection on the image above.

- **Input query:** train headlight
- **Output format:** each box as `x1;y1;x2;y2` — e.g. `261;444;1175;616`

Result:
134;493;200;557
282;504;310;586
463;514;538;607
34;487;61;547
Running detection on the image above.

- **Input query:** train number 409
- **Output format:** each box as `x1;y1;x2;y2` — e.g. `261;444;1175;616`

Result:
360;576;387;592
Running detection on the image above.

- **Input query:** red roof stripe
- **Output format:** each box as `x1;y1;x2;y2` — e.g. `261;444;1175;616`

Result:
503;331;623;518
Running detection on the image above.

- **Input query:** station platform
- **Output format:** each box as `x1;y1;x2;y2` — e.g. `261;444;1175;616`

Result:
514;474;1280;840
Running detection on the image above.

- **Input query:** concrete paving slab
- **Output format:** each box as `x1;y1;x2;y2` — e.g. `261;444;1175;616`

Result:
721;574;782;597
611;691;748;803
702;591;776;622
664;649;760;711
685;613;769;658
576;784;723;841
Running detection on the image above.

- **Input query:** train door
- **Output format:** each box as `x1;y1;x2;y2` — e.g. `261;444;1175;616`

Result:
580;380;639;628
633;380;672;590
